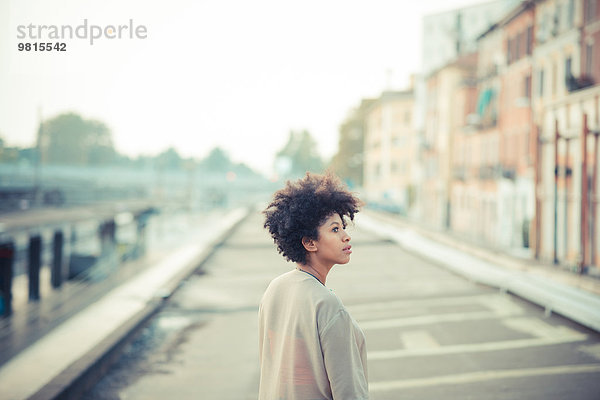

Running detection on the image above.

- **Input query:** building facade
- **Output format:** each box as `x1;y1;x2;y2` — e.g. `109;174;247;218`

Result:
363;90;417;214
497;1;537;250
534;0;600;268
451;25;504;244
349;0;600;270
416;0;521;136
422;53;477;229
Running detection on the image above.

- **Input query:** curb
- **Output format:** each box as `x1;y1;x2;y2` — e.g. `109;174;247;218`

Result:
29;301;161;400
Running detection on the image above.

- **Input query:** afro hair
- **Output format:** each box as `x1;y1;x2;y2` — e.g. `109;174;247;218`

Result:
263;171;361;264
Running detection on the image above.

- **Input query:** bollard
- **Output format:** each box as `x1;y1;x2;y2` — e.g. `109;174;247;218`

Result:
28;235;41;301
0;242;15;317
51;230;64;288
135;212;150;258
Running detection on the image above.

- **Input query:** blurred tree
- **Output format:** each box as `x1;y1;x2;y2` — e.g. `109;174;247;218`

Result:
329;99;373;188
0;136;24;164
18;148;36;165
39;112;116;165
276;130;323;178
233;162;259;177
201;147;232;172
86;119;116;165
156;147;183;170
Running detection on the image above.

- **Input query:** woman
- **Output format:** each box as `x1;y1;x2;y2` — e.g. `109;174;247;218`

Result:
259;172;369;399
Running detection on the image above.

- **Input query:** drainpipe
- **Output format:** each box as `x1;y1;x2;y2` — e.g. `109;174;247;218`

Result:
593;97;600;267
553;119;559;265
565;137;572;261
580;114;589;274
534;125;542;259
591;129;599;267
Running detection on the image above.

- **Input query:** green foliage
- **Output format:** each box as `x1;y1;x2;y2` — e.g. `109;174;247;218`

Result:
276;130;324;178
328;102;372;187
0;135;24;164
1;114;263;178
39;112;116;165
201;147;232;171
156;147;183;170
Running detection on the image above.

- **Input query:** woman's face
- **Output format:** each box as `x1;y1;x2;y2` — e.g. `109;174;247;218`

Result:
313;213;352;266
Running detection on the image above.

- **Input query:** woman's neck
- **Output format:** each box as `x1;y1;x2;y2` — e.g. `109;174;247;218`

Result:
296;262;330;285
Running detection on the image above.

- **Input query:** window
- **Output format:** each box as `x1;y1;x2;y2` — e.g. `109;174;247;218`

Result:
585;0;597;24
538;68;545;97
552;62;557;95
526;26;533;55
506;38;512;64
585;44;593;76
555;5;562;35
565;56;574;88
539;13;549;43
565;57;572;83
455;13;463;53
524;75;532;99
515;33;521;60
568;0;575;28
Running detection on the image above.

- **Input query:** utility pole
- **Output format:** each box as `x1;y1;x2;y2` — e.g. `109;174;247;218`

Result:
33;106;43;207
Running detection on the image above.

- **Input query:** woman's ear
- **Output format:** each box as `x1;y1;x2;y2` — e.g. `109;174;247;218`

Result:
301;236;317;252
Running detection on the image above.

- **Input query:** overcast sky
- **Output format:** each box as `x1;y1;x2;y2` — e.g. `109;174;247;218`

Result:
1;0;486;176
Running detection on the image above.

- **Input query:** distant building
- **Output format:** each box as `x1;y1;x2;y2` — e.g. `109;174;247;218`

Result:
496;0;537;250
421;0;521;77
363;90;417;214
421;53;478;228
451;17;505;244
416;0;521;132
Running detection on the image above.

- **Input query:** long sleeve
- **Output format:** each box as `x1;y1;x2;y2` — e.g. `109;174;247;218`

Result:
320;310;369;399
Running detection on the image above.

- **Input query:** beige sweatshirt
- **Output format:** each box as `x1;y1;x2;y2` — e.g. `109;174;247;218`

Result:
258;269;369;400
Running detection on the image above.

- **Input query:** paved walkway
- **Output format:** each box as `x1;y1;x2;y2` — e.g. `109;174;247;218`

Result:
84;209;600;400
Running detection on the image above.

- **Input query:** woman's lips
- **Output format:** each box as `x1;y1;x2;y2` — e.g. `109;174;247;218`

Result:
343;245;352;254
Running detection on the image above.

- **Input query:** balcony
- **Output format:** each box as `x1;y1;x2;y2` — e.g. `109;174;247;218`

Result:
566;74;595;93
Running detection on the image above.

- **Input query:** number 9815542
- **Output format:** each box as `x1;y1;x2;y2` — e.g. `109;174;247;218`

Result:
17;42;66;51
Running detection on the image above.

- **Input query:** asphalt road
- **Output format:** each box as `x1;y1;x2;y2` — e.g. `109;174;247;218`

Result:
84;210;600;400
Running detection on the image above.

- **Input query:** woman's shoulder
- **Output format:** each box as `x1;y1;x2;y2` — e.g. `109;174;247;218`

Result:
263;269;343;309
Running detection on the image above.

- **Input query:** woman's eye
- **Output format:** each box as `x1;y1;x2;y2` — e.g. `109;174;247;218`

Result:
332;227;339;232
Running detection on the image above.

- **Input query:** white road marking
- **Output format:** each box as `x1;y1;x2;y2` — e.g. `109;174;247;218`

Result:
479;295;524;317
368;333;587;360
400;330;440;349
369;364;600;392
361;311;507;330
348;294;508;315
578;344;600;360
353;295;524;328
502;317;579;338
